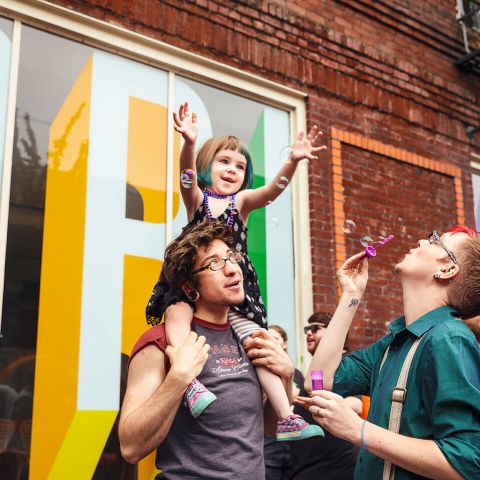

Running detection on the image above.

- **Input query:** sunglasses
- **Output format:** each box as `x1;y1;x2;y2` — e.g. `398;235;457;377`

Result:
303;324;326;335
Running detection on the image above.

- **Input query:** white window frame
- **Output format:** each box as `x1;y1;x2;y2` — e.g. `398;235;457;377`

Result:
0;0;313;366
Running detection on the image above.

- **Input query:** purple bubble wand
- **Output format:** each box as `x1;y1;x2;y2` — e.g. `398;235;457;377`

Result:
364;234;394;258
311;370;324;391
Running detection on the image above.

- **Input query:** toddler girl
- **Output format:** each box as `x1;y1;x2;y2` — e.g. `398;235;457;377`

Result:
147;102;325;441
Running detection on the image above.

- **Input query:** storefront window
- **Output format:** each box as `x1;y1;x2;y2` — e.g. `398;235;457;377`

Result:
0;21;296;480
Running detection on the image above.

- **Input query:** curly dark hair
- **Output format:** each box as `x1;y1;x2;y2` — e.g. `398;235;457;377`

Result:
161;219;233;290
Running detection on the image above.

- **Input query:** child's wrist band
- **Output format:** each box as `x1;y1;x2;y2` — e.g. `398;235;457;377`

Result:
361;419;368;451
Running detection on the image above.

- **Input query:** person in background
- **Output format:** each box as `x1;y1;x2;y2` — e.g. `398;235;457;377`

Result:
263;325;303;480
290;312;362;480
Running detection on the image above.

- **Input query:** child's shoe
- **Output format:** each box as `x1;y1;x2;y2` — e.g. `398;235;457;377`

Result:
185;378;216;419
276;414;325;441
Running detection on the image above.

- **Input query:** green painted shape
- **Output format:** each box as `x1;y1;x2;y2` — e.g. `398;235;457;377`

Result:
247;111;267;310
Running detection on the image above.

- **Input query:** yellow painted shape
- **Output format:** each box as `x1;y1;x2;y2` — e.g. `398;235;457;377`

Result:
30;56;93;480
122;255;164;479
127;98;168;223
126;96;182;221
49;410;117;479
138;450;162;480
121;255;163;356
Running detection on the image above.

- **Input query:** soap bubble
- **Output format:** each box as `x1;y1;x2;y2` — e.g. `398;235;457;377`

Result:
279;146;294;163
267;217;279;229
360;236;374;247
343;219;356;234
180;169;194;189
275;176;289;190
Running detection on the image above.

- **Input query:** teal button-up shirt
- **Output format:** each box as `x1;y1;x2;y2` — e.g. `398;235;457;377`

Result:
334;306;480;479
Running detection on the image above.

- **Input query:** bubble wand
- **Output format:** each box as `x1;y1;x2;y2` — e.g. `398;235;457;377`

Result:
364;235;394;258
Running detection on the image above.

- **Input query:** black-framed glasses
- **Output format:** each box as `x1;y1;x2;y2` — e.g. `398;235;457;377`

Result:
428;231;457;264
303;324;326;335
192;251;244;274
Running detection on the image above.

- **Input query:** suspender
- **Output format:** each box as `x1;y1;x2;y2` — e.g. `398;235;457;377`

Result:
378;335;424;480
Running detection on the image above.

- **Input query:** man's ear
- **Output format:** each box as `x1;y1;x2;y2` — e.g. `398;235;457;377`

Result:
434;263;459;282
181;282;194;295
182;282;200;302
443;263;460;280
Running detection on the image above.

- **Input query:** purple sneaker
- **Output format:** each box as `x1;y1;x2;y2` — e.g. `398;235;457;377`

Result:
184;379;216;419
276;414;325;441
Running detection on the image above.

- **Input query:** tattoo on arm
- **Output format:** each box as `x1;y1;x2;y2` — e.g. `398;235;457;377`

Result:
348;298;359;308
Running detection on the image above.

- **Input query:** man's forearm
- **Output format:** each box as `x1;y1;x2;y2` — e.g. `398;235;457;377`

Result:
357;422;462;480
119;372;188;463
306;293;361;391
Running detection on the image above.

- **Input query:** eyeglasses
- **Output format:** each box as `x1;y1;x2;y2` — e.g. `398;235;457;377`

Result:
192;251;244;274
303;324;326;335
428;231;457;264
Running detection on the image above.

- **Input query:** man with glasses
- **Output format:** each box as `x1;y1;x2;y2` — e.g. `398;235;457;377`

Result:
289;312;362;480
304;226;480;480
119;220;294;479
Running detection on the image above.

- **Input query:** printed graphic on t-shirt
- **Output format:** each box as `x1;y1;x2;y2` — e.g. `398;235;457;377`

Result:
210;342;251;377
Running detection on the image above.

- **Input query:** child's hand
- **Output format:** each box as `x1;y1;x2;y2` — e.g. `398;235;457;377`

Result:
290;125;326;162
173;102;198;145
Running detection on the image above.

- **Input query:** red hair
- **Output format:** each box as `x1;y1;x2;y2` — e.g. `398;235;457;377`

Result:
447;225;479;237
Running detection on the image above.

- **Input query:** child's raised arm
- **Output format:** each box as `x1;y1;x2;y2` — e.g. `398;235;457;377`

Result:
237;126;325;218
173;102;203;218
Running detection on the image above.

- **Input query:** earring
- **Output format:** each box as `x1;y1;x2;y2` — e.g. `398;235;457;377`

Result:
186;289;200;302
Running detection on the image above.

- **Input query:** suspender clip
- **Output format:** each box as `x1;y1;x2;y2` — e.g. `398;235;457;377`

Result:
391;387;407;403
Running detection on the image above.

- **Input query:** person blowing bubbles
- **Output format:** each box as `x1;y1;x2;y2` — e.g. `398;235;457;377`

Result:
146;102;325;440
300;227;480;479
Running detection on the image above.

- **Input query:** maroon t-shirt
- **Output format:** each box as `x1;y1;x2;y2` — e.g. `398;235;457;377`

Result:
130;317;265;479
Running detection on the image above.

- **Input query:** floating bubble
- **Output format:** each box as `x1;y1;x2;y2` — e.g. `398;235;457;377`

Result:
267;217;280;229
360;236;374;247
279;146;294;163
265;200;272;206
276;176;289;190
180;168;194;189
343;219;356;235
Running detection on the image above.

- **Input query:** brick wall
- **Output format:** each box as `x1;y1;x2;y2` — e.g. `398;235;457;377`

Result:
46;0;480;348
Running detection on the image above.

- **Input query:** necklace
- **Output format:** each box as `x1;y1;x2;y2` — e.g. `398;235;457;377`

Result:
203;190;236;228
